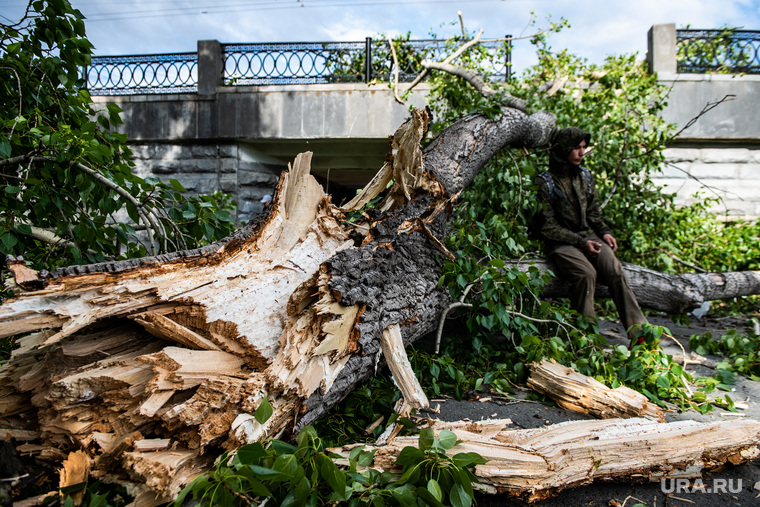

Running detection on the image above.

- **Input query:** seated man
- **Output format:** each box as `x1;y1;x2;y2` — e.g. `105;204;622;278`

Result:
536;127;647;346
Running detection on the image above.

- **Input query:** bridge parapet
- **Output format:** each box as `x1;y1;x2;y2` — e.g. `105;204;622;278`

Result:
85;37;511;96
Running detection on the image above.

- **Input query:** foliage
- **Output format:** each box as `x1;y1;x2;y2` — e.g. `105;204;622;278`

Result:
0;0;236;280
326;32;428;84
174;417;485;507
419;16;759;413
314;371;409;443
690;325;760;381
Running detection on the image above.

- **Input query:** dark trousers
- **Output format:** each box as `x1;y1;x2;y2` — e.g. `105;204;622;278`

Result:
548;234;647;337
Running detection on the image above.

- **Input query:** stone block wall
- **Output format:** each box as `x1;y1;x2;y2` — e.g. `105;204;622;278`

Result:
653;146;760;218
129;141;283;224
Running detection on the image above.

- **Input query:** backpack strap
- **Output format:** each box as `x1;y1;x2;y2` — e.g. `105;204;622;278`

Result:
538;171;565;205
579;166;592;196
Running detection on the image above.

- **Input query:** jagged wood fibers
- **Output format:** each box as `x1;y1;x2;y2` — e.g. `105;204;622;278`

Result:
1;104;759;503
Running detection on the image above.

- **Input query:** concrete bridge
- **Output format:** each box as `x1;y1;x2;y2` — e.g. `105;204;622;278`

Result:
92;25;760;222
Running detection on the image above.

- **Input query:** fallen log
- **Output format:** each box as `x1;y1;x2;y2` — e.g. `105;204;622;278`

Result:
0;108;555;502
527;359;665;422
1;105;759;503
332;417;760;503
515;259;760;315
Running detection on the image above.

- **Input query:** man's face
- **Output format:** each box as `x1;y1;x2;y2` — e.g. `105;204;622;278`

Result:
567;140;587;165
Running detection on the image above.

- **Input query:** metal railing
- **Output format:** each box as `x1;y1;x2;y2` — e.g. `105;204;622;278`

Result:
84;38;511;95
222;38;512;86
677;29;760;74
85;52;198;95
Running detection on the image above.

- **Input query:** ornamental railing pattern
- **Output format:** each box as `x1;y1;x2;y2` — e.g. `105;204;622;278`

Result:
222;38;511;86
677;29;760;74
84;38;511;94
85;52;198;95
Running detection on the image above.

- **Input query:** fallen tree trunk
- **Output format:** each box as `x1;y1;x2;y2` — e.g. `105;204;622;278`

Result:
0;108;556;502
332;417;760;503
515;259;760;315
1;105;759;503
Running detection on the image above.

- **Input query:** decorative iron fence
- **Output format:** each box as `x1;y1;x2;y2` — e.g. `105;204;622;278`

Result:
85;52;198;95
84;38;511;94
222;38;511;86
677;29;760;74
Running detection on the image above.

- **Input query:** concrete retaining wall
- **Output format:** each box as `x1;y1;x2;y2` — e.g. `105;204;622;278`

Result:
648;25;760;219
656;146;760;218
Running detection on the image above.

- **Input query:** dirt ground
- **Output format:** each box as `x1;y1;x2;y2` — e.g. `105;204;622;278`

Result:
429;314;760;507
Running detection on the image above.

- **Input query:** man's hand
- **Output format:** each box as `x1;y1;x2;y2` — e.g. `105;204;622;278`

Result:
584;240;602;256
602;233;618;253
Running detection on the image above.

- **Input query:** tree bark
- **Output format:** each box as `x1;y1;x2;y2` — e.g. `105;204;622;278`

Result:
514;259;760;314
1;105;759;502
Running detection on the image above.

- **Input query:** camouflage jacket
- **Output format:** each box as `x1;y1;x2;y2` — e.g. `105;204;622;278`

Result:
536;165;611;251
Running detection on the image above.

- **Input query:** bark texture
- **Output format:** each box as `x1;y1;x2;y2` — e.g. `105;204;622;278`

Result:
1;104;759;503
515;259;760;314
0;107;555;501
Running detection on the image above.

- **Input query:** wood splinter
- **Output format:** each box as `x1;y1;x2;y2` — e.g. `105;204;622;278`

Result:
528;359;666;422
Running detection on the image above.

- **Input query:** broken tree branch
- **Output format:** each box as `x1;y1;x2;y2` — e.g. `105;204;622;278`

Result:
528;359;666;422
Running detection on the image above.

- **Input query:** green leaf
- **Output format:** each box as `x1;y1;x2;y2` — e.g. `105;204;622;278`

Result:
437;429;458;450
427;478;443;501
0;232;18;251
235;442;267;465
248;464;290;481
254;396;273;424
395;446;425;467
272;453;298;477
415;486;446;507
656;375;671;390
169;179;186;191
449;482;472;507
318;454;347;500
452;452;487;468
418;427;435;451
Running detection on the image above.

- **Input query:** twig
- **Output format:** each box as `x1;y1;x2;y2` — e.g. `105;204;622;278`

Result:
0;154;163;254
1;66;23;140
435;281;478;354
405;29;484;94
417;218;455;260
457;11;466;38
662;332;693;397
653;247;707;273
421;61;527;112
435;302;472;354
600;109;632;210
387;35;403;104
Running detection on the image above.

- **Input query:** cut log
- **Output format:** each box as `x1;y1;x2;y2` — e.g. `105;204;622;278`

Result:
331;417;760;503
527;359;665;422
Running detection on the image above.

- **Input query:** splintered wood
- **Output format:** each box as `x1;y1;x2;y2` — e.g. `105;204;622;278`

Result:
0;150;361;502
0;110;443;503
528;359;666;422
333;417;760;503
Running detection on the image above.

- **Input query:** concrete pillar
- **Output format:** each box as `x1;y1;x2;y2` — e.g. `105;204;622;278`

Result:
647;24;677;75
198;40;223;95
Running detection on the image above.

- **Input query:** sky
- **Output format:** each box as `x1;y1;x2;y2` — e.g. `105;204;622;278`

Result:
2;0;760;73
